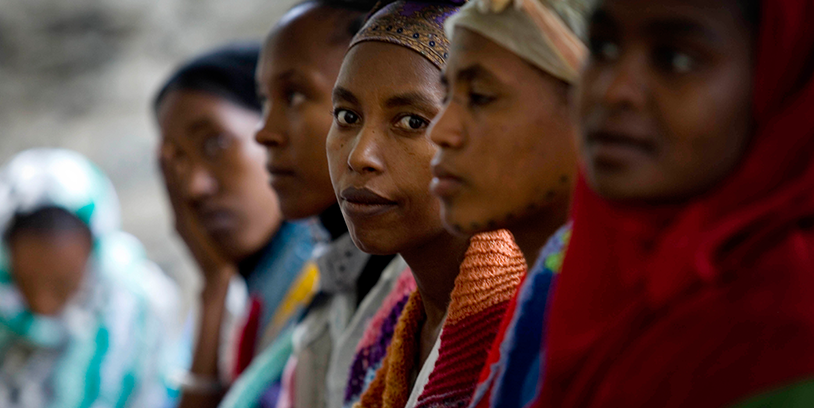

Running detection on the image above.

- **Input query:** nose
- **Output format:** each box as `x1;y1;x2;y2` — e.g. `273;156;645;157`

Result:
429;101;465;149
594;51;648;112
347;126;385;175
180;161;218;202
255;101;287;148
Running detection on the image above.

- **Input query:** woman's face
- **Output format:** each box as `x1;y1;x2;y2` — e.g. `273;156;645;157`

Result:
327;42;448;255
430;28;578;235
158;90;281;261
10;227;92;316
578;0;755;202
255;3;350;220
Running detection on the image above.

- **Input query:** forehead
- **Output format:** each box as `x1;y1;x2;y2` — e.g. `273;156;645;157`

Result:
595;0;748;37
259;5;348;78
157;90;257;141
336;42;441;97
448;27;486;64
446;28;524;79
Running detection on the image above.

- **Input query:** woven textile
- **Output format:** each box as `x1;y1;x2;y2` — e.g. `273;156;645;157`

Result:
356;230;525;408
345;269;417;407
415;229;525;408
469;224;571;408
356;291;426;408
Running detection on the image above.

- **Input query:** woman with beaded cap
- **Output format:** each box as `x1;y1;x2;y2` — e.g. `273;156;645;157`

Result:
218;1;415;408
0;149;177;408
427;0;590;407
324;2;527;408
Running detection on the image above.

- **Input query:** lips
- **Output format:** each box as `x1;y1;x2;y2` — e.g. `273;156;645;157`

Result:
196;208;238;234
339;186;398;218
585;129;657;167
587;130;655;150
430;160;465;199
267;165;297;189
267;165;296;177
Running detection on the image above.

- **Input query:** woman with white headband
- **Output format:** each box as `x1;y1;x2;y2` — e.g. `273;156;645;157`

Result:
428;1;590;407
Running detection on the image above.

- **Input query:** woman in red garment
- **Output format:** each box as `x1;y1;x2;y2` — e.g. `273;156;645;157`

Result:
536;0;814;407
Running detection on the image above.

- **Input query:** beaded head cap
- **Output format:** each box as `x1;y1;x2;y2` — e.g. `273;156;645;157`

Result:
349;1;464;70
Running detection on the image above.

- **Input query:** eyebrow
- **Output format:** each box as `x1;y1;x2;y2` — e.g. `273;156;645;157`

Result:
333;86;360;105
256;69;299;96
590;8;720;44
455;64;501;86
644;18;721;43
185;118;216;136
589;8;615;28
383;92;439;111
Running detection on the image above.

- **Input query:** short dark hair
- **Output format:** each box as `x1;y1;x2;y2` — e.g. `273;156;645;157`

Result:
153;43;263;115
5;207;91;244
300;0;379;41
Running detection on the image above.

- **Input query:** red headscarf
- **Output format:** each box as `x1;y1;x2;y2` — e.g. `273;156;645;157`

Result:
536;1;814;407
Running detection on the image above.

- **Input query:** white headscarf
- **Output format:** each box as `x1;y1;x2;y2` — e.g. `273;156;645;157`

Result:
445;0;592;84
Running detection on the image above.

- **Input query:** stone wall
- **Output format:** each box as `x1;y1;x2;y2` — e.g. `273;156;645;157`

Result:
0;0;297;306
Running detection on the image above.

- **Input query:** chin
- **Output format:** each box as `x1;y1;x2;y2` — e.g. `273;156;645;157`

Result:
279;199;317;221
347;228;400;256
440;205;490;236
213;236;255;263
587;172;648;202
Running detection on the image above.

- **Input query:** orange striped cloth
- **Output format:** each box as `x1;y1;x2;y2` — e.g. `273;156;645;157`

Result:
356;230;526;408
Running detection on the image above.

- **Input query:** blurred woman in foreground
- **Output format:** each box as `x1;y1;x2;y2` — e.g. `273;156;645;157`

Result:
0;148;176;408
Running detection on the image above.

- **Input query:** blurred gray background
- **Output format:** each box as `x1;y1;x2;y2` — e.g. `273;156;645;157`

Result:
0;0;297;309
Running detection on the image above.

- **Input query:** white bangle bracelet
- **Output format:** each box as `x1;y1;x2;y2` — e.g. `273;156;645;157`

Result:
170;371;226;395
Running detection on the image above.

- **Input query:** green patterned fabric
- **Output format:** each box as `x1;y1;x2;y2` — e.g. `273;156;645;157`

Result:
219;326;295;408
0;149;176;408
731;379;814;408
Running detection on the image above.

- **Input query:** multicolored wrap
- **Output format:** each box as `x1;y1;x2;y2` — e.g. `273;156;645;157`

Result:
349;1;465;70
445;0;590;84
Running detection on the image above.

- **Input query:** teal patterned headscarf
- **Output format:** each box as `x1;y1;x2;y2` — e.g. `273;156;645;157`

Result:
0;148;120;239
0;149;122;348
0;149;174;408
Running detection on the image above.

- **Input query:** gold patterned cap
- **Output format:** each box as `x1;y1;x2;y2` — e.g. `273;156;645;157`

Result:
349;1;463;70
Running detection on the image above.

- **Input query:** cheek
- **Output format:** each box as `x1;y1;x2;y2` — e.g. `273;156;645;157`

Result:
399;143;436;194
453;112;574;230
397;142;442;218
224;146;267;191
292;106;333;166
326;131;351;185
658;69;752;193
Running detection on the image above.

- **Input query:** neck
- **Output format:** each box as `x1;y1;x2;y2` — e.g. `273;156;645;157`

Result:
318;202;348;241
400;231;470;337
236;239;273;278
509;195;570;267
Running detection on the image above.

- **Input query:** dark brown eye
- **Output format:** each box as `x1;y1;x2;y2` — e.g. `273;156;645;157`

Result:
590;37;620;62
653;48;695;74
287;91;306;107
202;134;230;158
334;109;360;126
395;115;428;131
